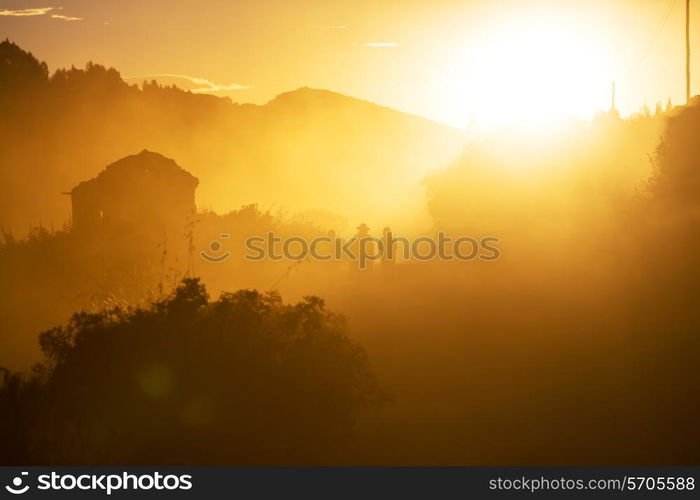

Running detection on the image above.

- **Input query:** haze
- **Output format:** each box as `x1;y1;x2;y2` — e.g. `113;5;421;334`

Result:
2;0;698;128
1;0;700;467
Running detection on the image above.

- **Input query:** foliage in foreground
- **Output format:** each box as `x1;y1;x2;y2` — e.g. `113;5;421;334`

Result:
0;279;384;465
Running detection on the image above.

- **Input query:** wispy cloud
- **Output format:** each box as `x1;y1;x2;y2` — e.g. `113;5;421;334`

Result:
363;42;399;48
0;7;83;21
51;14;83;22
0;7;54;17
124;73;254;93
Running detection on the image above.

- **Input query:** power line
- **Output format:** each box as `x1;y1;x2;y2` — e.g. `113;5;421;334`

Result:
628;0;678;77
268;259;305;291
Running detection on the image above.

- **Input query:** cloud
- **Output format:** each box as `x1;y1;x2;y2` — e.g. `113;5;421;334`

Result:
51;14;83;22
123;73;254;93
363;42;399;48
0;7;83;21
0;7;54;17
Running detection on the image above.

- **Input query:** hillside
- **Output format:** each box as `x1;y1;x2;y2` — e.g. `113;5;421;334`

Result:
0;40;465;233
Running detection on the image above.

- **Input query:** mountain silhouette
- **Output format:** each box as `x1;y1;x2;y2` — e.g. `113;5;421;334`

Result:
0;40;465;233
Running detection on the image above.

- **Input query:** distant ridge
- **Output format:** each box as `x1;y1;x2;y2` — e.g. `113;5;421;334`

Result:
0;40;467;232
265;87;459;131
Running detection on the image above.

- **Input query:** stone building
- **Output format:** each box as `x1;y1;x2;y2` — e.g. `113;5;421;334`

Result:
70;150;198;234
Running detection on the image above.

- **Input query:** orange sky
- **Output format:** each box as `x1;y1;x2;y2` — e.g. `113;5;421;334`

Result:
1;0;698;128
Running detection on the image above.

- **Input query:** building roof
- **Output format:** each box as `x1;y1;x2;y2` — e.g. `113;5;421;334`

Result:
71;150;198;195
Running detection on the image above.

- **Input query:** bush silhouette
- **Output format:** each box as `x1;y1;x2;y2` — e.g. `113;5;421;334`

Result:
652;97;700;207
0;278;383;465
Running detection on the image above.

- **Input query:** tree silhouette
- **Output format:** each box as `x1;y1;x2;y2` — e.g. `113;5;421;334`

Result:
652;97;700;206
0;279;384;465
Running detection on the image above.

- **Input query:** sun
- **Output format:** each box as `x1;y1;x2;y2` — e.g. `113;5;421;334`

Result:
438;12;615;131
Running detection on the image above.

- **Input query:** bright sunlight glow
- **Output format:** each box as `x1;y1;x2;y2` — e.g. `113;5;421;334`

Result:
436;13;615;131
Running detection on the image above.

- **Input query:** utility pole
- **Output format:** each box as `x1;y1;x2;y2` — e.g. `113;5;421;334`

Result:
611;81;616;112
687;0;691;102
